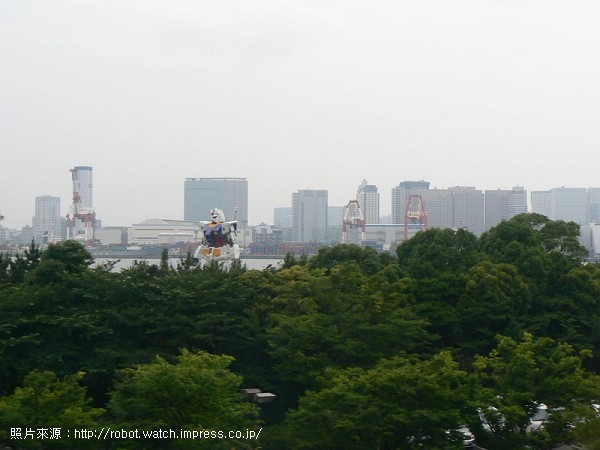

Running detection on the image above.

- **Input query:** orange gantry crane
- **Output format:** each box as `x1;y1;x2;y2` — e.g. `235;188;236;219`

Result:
404;194;427;240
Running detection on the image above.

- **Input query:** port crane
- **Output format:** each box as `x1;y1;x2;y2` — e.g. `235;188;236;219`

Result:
193;208;240;265
342;200;366;244
404;194;427;240
66;168;95;245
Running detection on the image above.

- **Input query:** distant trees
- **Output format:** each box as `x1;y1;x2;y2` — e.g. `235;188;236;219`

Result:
0;240;41;284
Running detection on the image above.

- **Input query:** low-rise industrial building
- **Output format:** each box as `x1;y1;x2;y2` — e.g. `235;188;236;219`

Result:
128;219;199;246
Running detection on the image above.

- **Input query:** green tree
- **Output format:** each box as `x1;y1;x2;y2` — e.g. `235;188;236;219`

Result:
0;251;10;284
457;261;530;355
525;263;600;367
0;253;114;398
271;352;469;449
479;214;587;298
4;240;42;284
108;349;260;449
471;333;600;448
27;240;93;285
0;370;104;449
573;415;600;450
395;227;482;351
396;227;481;279
266;262;430;395
308;244;389;275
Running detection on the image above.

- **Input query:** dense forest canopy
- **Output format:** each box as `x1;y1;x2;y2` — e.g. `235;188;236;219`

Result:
1;214;599;449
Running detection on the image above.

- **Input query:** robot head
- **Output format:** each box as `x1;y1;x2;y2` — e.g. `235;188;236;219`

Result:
210;209;219;223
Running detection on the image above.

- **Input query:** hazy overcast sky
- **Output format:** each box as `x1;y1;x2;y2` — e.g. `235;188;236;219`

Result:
2;0;599;228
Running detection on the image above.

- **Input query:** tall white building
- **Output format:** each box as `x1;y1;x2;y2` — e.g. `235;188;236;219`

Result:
292;189;328;243
588;223;600;259
356;179;380;224
391;182;485;236
551;187;587;225
420;189;453;230
588;188;600;224
274;207;293;229
73;166;93;209
327;205;344;243
274;207;293;242
33;195;61;242
184;178;248;228
484;186;528;231
531;187;600;226
450;186;485;236
531;191;552;219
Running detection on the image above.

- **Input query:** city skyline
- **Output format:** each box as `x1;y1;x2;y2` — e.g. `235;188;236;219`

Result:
3;1;600;229
3;176;600;232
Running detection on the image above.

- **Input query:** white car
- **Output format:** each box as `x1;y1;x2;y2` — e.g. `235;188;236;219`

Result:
457;425;475;447
526;403;549;433
477;406;506;433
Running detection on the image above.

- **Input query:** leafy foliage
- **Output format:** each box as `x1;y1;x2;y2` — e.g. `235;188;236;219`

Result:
0;370;104;448
0;240;42;284
472;333;600;448
108;349;259;448
0;219;600;449
272;352;468;449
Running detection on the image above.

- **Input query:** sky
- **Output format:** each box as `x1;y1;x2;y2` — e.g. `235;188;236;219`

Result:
2;0;600;229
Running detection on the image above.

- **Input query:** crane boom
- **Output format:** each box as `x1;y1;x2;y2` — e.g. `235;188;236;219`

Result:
67;168;95;244
342;200;366;244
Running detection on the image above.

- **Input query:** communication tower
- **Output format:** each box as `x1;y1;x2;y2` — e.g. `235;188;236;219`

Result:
66;167;95;245
342;200;366;244
404;194;427;240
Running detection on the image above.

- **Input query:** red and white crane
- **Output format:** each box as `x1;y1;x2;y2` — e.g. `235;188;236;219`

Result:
66;169;95;245
342;200;366;244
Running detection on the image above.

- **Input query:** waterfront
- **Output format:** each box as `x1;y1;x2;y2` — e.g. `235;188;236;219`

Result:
94;257;284;271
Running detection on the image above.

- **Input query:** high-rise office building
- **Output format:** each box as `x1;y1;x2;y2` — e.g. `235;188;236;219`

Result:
72;166;93;209
531;190;552;219
484;186;528;231
391;180;430;224
532;187;588;225
292;189;328;242
450;186;485;236
508;186;528;217
391;181;486;236
33;195;61;242
420;189;454;230
588;188;600;224
356;179;380;224
531;187;598;225
552;187;587;225
327;205;344;243
274;207;293;229
274;207;293;242
391;181;485;236
184;178;248;227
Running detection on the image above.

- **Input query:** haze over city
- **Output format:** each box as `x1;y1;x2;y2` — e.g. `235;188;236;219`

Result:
2;0;600;229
